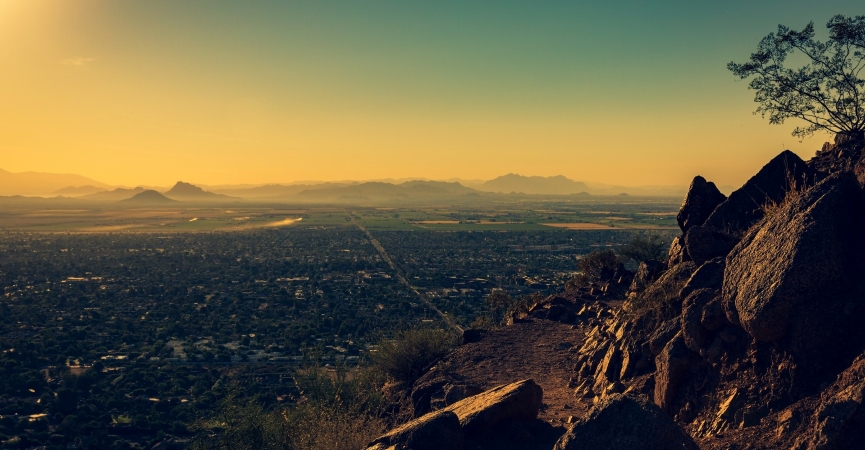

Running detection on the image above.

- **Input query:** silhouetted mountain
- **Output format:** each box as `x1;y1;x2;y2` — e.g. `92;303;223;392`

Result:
0;168;113;196
53;185;107;196
479;174;590;195
82;187;146;201
120;190;178;204
164;181;237;201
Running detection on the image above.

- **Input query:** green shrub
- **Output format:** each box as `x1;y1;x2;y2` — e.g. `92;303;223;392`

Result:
578;249;620;280
190;369;388;450
371;328;458;385
617;234;668;263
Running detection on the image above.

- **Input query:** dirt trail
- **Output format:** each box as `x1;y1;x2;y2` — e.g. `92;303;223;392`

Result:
439;317;593;425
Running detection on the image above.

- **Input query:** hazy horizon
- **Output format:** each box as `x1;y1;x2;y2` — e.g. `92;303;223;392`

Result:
2;1;861;187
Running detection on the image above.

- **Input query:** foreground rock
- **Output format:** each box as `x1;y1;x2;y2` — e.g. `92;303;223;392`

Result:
444;379;543;435
554;394;698;450
722;172;864;385
367;410;463;450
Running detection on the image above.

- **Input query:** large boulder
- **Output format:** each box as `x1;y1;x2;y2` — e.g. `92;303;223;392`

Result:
367;410;463;450
443;379;543;435
553;394;698;450
683;226;739;266
704;150;813;236
722;172;864;379
677;175;727;233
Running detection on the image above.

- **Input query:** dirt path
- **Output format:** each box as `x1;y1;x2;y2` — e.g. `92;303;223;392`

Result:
439;317;593;425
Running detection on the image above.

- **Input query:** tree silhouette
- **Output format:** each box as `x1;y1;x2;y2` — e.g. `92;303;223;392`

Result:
728;15;865;140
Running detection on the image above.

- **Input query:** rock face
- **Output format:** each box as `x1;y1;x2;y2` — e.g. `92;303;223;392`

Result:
654;333;694;412
794;379;865;450
680;289;718;353
553;394;698;450
667;236;689;266
683;226;738;266
723;172;864;379
367;409;463;450
704;150;812;236
677;176;727;233
679;257;724;300
443;379;543;435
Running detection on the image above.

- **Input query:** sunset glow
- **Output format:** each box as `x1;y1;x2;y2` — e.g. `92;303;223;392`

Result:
1;0;861;188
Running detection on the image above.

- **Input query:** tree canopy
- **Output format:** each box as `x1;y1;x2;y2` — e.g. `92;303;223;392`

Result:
728;15;865;140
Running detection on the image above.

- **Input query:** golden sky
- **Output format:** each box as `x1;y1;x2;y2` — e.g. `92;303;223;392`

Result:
0;1;857;187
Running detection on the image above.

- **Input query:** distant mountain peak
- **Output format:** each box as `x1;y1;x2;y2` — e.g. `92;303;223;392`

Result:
120;190;178;203
166;181;209;195
165;181;235;200
480;174;589;195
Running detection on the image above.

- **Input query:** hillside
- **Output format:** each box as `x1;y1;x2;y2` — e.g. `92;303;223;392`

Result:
364;131;865;449
0;168;113;196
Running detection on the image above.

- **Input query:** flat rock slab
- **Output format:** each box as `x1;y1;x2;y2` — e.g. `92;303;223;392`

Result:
444;379;543;435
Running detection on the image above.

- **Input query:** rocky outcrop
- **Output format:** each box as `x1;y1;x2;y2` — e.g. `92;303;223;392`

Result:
704;150;813;236
722;172;864;382
554;394;698;450
677;176;727;233
367;409;463;450
443;379;543;435
683;226;738;266
552;144;865;450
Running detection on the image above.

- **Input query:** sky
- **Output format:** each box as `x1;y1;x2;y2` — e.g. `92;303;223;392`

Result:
1;1;863;188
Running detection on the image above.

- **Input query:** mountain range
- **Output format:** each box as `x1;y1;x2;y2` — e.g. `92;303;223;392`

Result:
0;169;112;196
0;168;689;201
